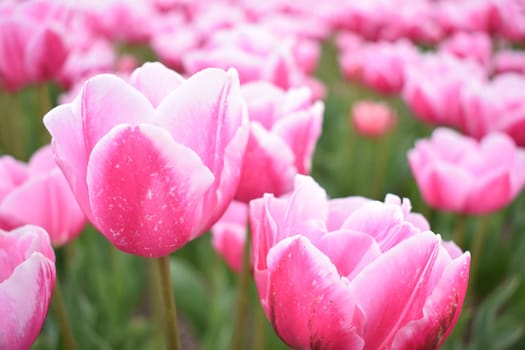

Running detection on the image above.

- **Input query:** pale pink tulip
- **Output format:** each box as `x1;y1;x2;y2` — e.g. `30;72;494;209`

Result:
250;175;470;349
0;0;69;91
351;100;397;137
182;25;317;91
339;39;420;95
462;73;525;146
44;62;249;257
439;32;492;68
236;82;323;202
408;128;525;214
0;145;86;246
0;225;56;350
492;50;525;75
211;201;247;273
402;52;486;130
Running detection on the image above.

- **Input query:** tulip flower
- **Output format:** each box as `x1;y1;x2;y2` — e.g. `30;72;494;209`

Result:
0;145;86;246
44;62;249;258
250;175;470;349
0;225;56;350
236;82;323;202
408;128;525;214
0;0;69;91
461;73;525;146
211;200;247;273
351;100;397;137
402;52;486;131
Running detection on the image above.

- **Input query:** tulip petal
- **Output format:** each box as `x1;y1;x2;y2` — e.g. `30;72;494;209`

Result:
235;123;296;202
318;230;381;280
392;253;470;350
327;197;370;231
0;170;85;246
348;232;441;349
266;235;365;350
465;171;512;214
129;62;184;108
0;226;55;350
75;74;154;152
273;101;324;174
44;104;93;219
86;124;214;257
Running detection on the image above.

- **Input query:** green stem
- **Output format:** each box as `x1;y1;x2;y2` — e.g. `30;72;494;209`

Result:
253;299;267;350
372;133;391;199
51;276;78;350
468;215;492;296
155;256;181;350
452;214;468;249
37;83;51;145
231;226;251;350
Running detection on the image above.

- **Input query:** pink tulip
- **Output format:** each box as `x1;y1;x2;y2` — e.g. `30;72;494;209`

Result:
339;39;420;95
182;25;317;91
438;32;492;68
0;0;69;91
0;145;86;246
44;62;249;257
236;82;323;202
250;175;470;349
408;128;525;214
0;225;56;350
492;50;525;75
211;201;247;273
402;52;486;130
351;100;397;137
462;73;525;146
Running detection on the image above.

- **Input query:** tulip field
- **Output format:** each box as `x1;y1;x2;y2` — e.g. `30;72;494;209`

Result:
2;0;525;349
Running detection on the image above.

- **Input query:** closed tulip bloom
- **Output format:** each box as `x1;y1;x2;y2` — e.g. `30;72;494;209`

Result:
351;100;397;137
210;200;247;273
0;225;56;350
250;175;470;350
44;62;249;257
236;82;323;202
0;0;69;91
0;145;86;246
408;128;525;214
462;73;525;146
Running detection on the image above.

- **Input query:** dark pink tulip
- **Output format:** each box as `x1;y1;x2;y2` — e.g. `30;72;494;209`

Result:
351;100;397;137
340;39;420;95
462;73;525;146
44;62;249;257
0;145;86;246
211;201;247;273
0;0;69;91
402;52;486;130
0;225;56;350
236;82;323;202
408;128;525;214
436;0;501;34
250;175;470;349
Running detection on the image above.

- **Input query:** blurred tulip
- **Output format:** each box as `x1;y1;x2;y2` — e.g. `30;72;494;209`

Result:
492;50;525;75
339;39;420;95
0;225;56;350
250;175;470;349
351;100;397;137
402;52;486;130
462;73;525;146
236;82;323;202
211;201;247;273
408;128;525;214
0;0;69;91
439;31;492;68
0;145;86;246
44;62;249;258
